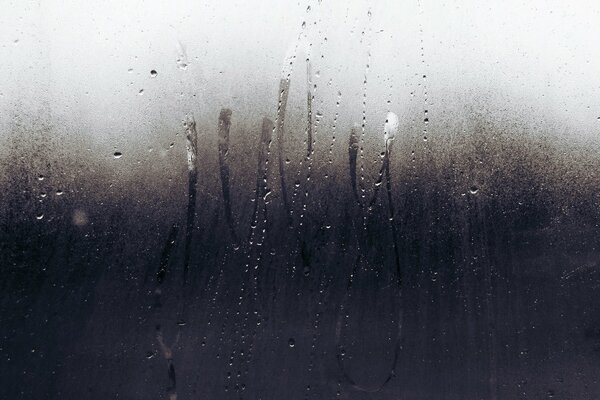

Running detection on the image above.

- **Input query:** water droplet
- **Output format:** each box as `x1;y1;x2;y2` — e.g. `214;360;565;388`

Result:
176;59;188;70
469;186;479;194
384;112;399;142
113;152;122;159
36;213;44;220
138;89;144;95
288;338;295;348
150;69;157;77
37;175;44;181
56;190;64;196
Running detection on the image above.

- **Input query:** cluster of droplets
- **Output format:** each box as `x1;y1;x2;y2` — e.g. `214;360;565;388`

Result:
34;174;66;221
417;0;429;143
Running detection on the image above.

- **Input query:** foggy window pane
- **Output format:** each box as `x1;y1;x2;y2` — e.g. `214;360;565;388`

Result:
2;1;600;399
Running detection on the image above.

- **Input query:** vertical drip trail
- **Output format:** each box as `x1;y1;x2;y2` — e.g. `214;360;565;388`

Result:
384;138;402;287
229;116;274;397
345;9;386;211
293;1;318;220
306;55;314;159
417;0;429;144
276;21;306;227
276;77;293;226
348;124;360;204
328;90;341;170
156;225;179;286
297;9;323;281
249;117;274;241
357;8;373;208
302;49;313;215
292;48;313;225
183;115;198;285
217;108;239;245
383;112;401;286
290;38;314;227
217;111;273;246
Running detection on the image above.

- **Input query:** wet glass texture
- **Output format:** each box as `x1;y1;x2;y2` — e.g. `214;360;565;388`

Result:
2;1;600;399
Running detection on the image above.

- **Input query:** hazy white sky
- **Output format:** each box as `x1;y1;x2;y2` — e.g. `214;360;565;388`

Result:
2;0;600;154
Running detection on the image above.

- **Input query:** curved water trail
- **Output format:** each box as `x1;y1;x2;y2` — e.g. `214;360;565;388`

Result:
336;112;403;393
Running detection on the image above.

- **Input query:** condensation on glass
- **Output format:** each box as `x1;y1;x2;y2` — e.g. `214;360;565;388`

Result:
1;1;600;399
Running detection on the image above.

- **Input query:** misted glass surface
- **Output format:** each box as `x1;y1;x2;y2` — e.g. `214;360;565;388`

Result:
2;1;600;399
